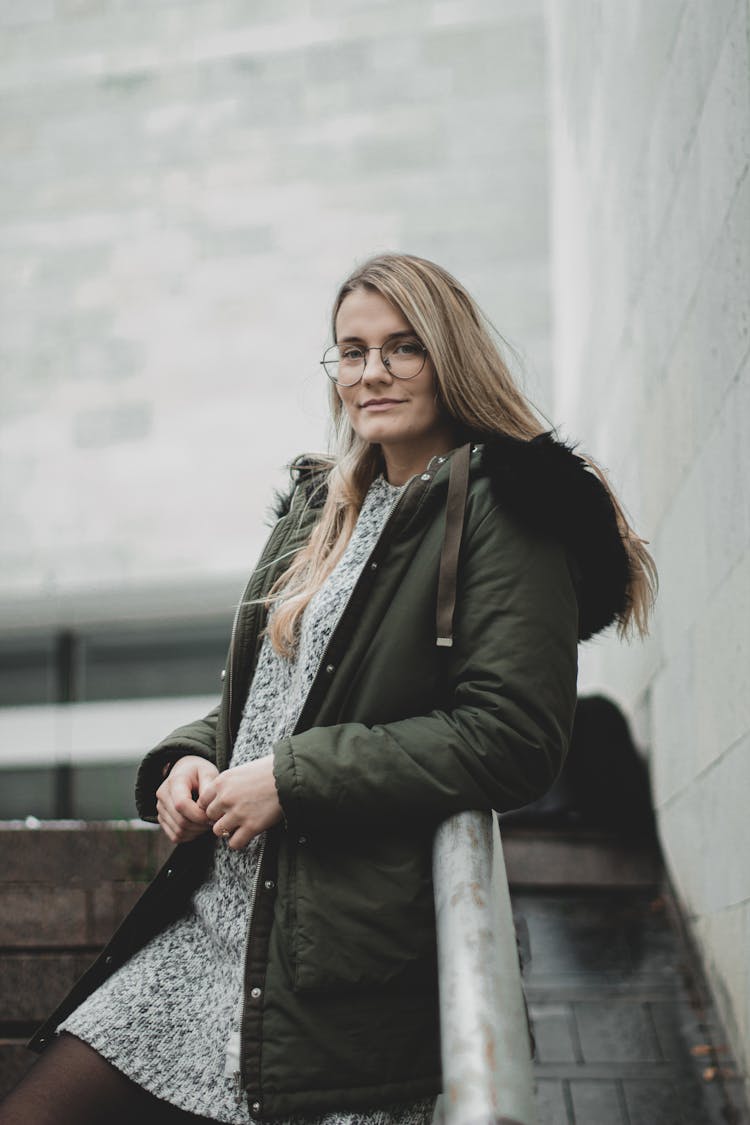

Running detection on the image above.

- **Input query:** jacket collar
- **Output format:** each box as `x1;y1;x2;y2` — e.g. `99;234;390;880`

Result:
274;431;631;642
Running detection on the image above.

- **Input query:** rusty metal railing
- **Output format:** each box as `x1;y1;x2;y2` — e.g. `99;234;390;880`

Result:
432;810;536;1125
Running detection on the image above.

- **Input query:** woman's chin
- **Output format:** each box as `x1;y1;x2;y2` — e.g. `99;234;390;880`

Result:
354;421;406;446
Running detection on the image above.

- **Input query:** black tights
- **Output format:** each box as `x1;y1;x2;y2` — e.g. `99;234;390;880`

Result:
0;1033;219;1125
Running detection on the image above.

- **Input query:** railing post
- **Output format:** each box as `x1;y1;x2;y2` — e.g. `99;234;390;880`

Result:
433;810;536;1125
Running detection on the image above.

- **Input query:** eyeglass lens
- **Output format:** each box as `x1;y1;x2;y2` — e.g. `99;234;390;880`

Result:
322;339;426;385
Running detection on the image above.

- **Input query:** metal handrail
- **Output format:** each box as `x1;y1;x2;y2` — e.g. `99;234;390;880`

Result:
433;810;536;1125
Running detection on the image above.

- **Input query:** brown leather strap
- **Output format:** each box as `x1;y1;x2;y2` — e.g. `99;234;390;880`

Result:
436;441;472;647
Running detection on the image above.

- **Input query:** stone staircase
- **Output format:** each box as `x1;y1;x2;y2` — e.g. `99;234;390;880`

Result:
504;828;748;1125
0;823;747;1123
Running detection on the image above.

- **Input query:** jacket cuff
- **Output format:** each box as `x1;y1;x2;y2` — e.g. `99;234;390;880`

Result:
134;744;216;823
272;738;301;830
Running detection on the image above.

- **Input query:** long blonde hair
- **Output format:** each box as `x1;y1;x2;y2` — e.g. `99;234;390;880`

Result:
267;253;656;655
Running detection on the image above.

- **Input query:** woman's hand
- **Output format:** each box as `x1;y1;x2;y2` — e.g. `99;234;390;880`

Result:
156;755;219;844
197;757;284;851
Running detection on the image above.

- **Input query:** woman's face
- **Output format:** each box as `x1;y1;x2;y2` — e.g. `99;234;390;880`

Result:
333;287;457;484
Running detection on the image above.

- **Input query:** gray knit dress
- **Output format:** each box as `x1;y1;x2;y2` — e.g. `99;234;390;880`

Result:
58;477;436;1125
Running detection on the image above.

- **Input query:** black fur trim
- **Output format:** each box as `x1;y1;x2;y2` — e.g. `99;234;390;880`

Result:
271;436;631;640
479;432;631;640
269;455;331;522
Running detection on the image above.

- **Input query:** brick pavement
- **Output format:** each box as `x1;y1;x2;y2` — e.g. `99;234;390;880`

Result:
506;829;749;1124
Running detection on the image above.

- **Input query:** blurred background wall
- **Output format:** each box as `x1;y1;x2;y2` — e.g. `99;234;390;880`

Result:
0;0;552;811
547;0;750;1093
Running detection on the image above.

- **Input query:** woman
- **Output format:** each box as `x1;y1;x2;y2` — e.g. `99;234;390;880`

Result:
3;253;655;1124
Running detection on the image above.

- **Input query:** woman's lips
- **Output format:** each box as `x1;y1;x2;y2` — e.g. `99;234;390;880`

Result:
360;400;404;411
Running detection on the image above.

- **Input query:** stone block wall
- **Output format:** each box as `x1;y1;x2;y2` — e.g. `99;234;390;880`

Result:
1;0;552;633
0;823;171;1094
547;0;750;1095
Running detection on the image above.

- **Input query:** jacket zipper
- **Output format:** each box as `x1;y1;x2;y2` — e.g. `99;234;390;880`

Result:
232;454;450;1103
233;831;267;1098
232;473;420;1103
230;454;446;745
286;456;447;732
227;515;303;747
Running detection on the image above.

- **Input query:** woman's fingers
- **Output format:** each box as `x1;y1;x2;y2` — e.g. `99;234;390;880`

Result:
172;784;211;827
157;797;210;844
203;795;225;824
198;758;283;848
157;801;193;839
160;816;209;844
196;780;218;814
211;814;234;840
153;755;221;844
225;824;253;851
158;770;212;830
157;805;184;843
211;815;252;851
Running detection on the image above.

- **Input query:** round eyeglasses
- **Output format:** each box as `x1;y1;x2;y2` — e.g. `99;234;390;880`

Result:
320;337;428;386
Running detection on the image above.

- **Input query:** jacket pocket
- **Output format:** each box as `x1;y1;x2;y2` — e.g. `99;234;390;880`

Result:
280;833;437;992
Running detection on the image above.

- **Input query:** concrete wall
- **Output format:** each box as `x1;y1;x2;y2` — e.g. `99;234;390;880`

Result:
547;0;750;1093
1;0;552;634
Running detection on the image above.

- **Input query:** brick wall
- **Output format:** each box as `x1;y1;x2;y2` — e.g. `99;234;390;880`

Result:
547;0;750;1096
0;823;171;1094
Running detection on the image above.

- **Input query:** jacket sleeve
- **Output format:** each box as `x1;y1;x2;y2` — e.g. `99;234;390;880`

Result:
134;705;220;823
272;504;579;833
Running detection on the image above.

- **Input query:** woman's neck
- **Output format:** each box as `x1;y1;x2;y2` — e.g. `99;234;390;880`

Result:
380;434;458;486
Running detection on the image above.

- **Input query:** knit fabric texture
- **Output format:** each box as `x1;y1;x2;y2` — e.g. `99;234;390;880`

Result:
58;476;435;1125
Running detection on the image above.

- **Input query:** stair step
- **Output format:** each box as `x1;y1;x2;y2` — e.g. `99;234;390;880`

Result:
503;827;660;887
0;952;96;1022
0;823;171;885
0;1040;36;1098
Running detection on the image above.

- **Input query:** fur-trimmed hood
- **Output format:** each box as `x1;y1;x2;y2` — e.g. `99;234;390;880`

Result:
273;432;630;642
478;432;630;640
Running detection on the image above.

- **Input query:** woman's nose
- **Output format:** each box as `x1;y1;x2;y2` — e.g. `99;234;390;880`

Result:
362;347;392;380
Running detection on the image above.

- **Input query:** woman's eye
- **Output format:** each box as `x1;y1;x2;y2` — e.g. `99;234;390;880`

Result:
341;347;364;361
393;341;422;356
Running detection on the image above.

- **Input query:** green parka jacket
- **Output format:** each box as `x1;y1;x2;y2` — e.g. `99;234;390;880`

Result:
31;433;631;1117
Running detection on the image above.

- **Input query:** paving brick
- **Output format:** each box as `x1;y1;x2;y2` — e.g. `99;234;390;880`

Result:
535;1078;570;1125
529;1004;578;1064
575;1002;662;1064
524;883;748;1123
568;1079;625;1124
621;1079;683;1125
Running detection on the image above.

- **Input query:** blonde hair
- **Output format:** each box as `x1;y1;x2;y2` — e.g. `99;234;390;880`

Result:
267;253;656;655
